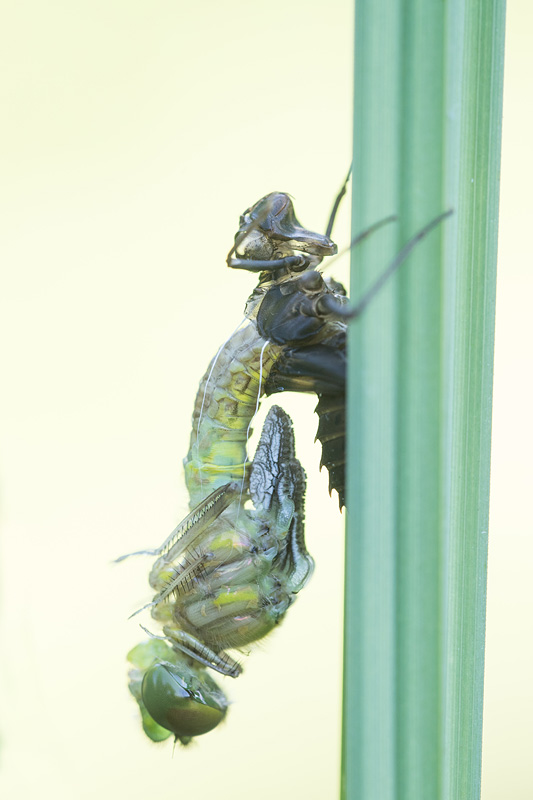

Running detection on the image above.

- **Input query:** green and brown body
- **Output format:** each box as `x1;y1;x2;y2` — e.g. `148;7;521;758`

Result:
123;191;343;745
122;190;449;745
183;318;283;505
127;403;311;744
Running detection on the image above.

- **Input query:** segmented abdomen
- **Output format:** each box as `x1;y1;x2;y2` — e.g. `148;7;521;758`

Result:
183;322;283;504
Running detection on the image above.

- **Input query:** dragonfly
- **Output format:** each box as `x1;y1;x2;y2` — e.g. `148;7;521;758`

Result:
120;193;340;744
120;181;451;744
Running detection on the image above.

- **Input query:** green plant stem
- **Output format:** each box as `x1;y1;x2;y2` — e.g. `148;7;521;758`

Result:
341;2;506;799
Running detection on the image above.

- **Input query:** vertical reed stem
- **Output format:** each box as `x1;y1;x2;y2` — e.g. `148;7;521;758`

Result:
342;3;506;798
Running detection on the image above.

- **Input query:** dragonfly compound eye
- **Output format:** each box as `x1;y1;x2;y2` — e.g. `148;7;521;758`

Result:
142;662;228;741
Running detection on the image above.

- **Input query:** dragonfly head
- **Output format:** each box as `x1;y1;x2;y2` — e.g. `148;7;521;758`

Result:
141;660;228;744
228;192;337;272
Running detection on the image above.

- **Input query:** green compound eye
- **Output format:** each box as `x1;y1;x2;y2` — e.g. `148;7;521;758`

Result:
142;662;228;741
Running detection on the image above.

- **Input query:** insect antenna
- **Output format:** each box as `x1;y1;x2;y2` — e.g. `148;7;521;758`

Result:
320;214;398;273
317;209;453;320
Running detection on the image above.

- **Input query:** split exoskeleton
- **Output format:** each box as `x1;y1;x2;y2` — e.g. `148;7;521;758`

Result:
229;192;350;507
123;192;350;745
121;188;450;745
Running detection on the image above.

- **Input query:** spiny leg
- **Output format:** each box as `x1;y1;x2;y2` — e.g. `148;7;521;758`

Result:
115;481;240;564
162;627;242;678
132;483;249;616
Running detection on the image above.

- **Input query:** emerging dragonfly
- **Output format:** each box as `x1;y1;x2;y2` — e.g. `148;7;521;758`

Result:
121;183;450;745
121;194;342;744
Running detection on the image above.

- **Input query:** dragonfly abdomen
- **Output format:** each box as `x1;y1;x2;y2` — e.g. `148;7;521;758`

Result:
184;323;282;503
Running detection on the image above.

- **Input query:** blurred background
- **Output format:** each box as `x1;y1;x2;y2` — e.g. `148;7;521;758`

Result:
0;2;530;798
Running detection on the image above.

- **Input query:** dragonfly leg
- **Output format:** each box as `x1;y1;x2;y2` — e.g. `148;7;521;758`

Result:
115;482;240;564
162;626;242;678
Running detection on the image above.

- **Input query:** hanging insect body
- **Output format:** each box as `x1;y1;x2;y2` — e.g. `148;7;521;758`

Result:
122;195;344;745
122;187;450;745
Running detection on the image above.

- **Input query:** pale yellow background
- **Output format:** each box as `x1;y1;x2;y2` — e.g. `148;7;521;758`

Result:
0;2;530;799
